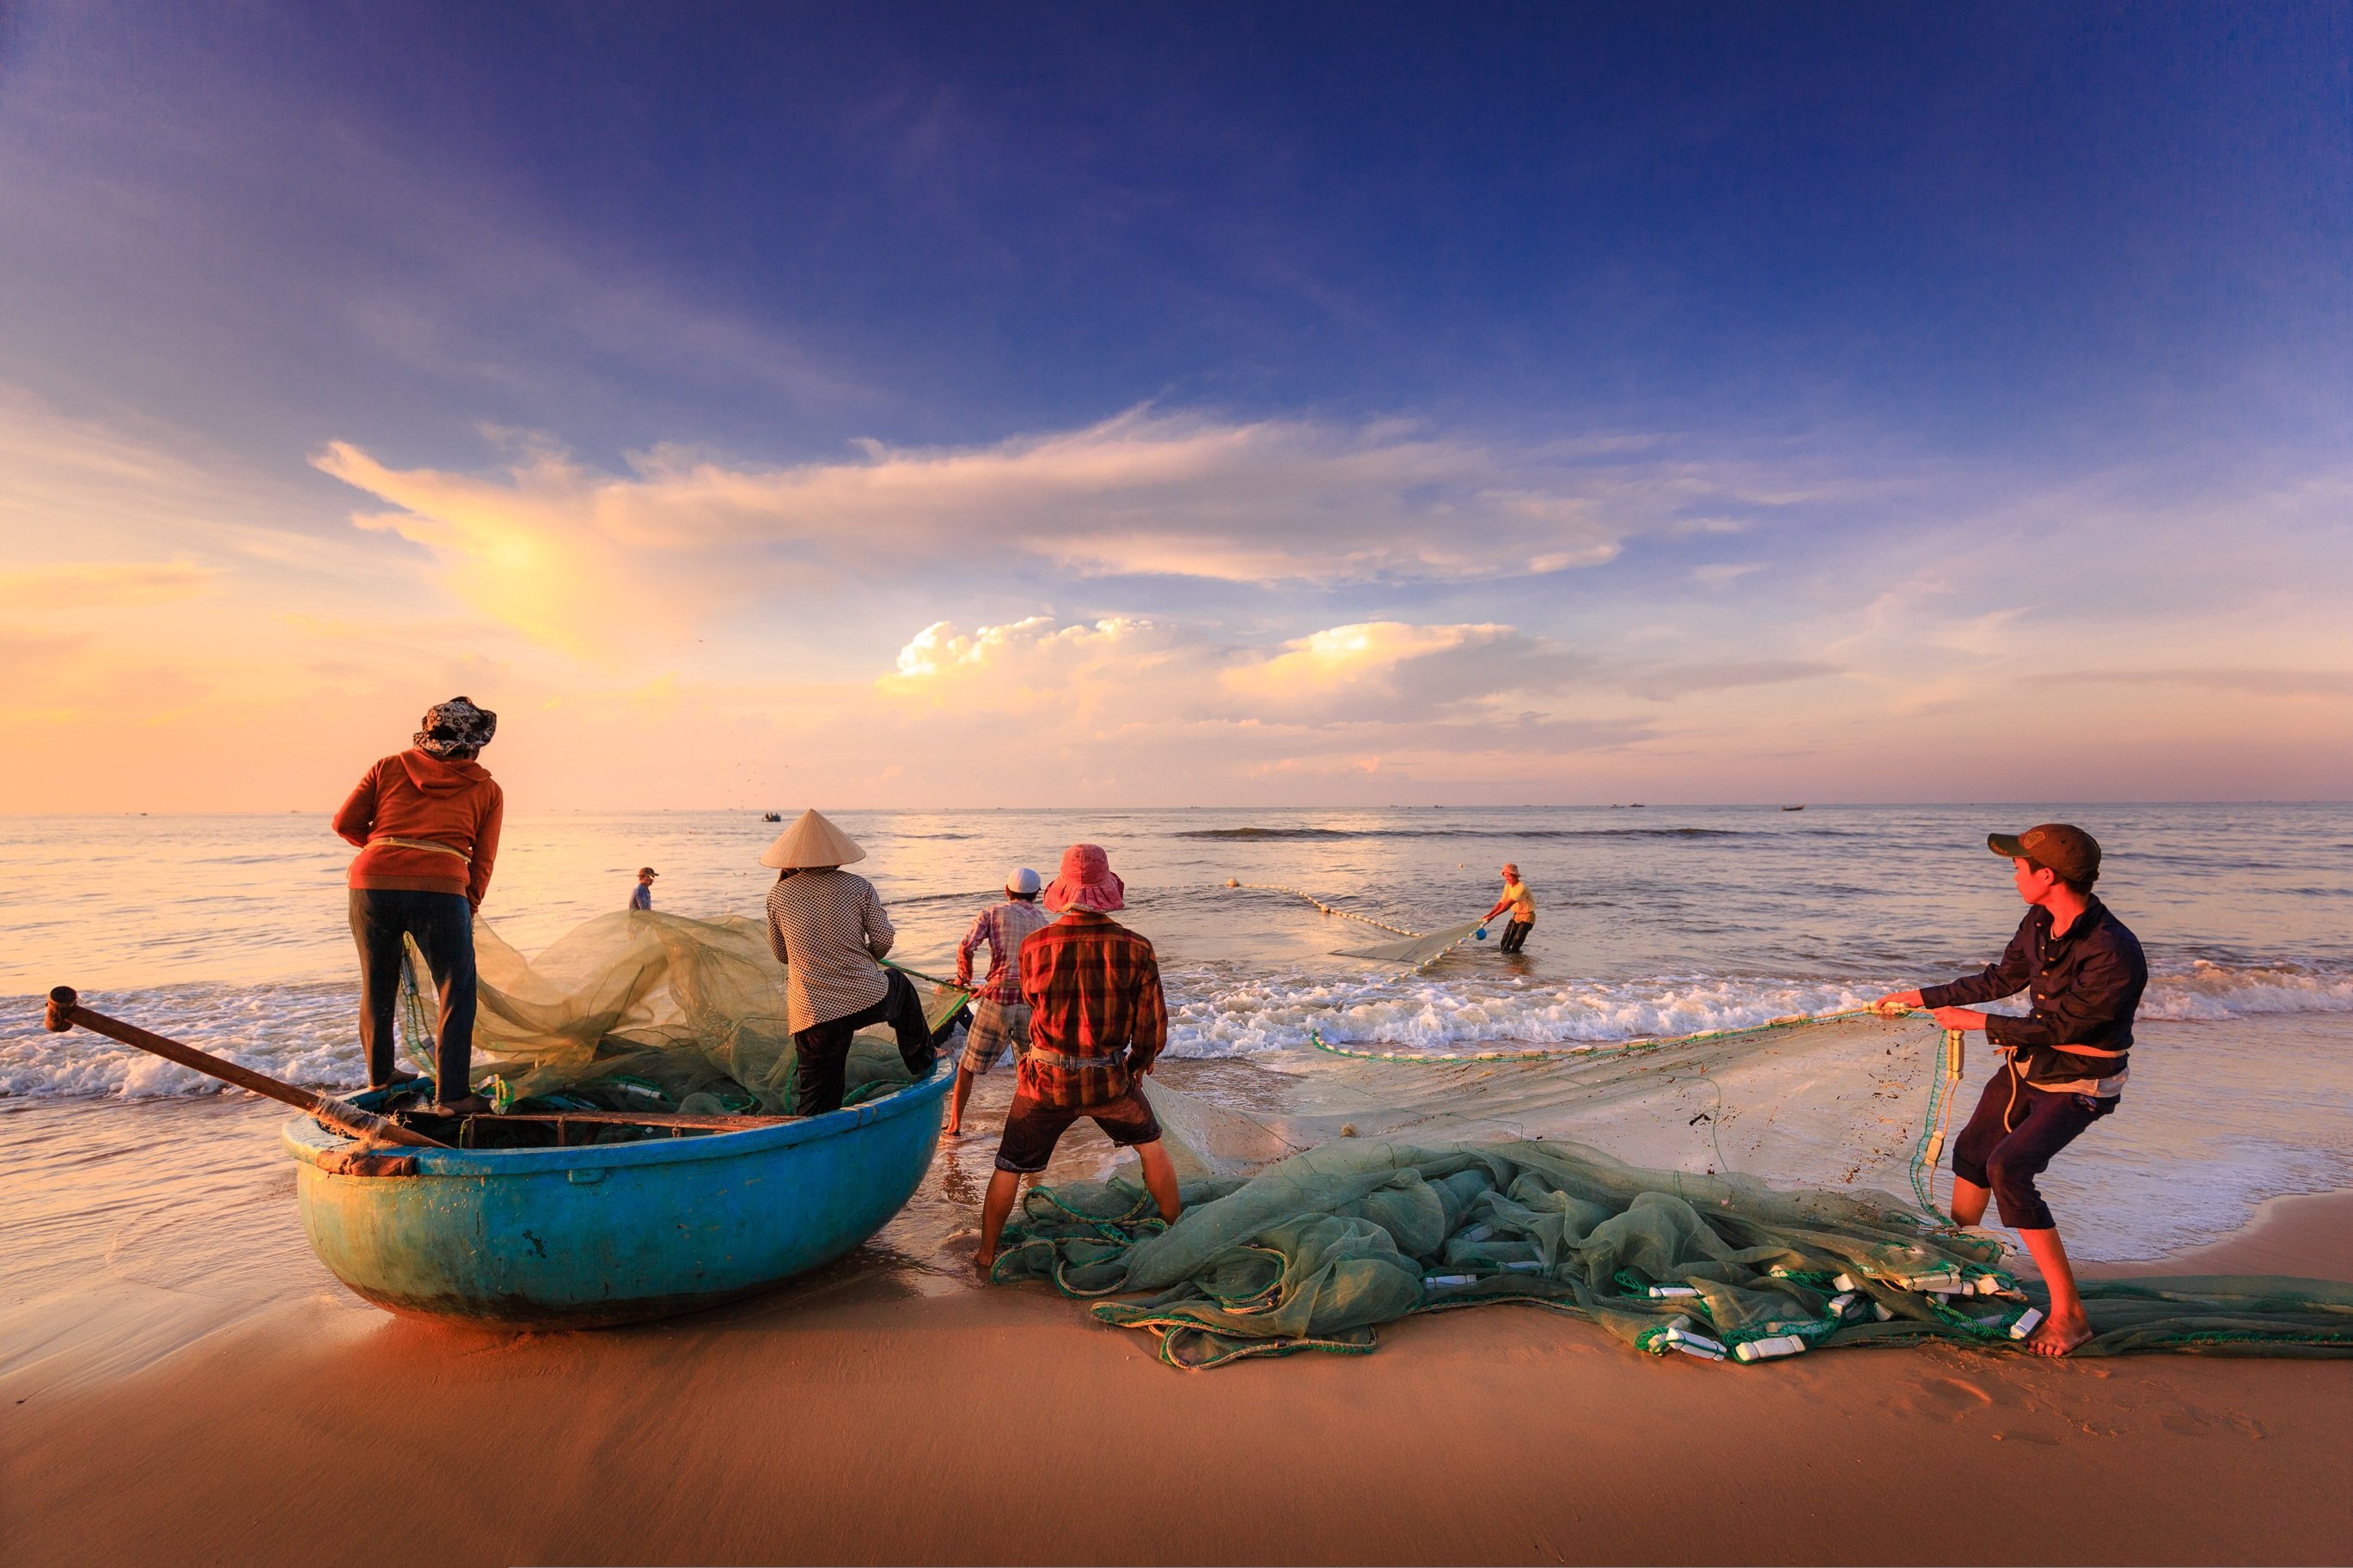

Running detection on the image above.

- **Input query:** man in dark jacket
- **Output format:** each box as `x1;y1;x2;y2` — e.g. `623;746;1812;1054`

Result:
1876;823;2146;1357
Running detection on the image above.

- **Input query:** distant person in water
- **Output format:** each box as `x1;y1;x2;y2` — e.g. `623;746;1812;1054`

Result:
629;866;657;911
975;844;1178;1272
1481;862;1536;954
760;808;935;1115
333;696;504;1113
946;867;1052;1137
1873;824;2146;1358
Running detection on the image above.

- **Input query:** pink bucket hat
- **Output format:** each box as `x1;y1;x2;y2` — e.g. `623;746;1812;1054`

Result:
1044;843;1125;913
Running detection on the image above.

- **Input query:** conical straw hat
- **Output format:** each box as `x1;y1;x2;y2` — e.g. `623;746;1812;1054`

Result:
759;808;865;869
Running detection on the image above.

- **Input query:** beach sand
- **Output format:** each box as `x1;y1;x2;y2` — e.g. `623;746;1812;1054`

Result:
5;1092;2351;1565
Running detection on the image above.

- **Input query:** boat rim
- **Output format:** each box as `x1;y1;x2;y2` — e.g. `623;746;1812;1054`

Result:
283;1059;950;1177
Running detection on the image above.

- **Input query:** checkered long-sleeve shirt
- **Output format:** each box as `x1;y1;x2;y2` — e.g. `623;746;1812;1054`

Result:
764;869;894;1033
1016;911;1167;1107
956;898;1054;1004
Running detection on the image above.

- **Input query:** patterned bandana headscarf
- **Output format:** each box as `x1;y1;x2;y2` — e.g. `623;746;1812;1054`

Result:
414;696;498;758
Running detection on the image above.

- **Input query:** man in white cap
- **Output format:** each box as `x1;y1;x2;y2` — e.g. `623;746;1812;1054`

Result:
761;808;936;1114
946;867;1053;1136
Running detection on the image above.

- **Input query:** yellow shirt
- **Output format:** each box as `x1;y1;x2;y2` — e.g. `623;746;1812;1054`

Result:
1500;881;1535;923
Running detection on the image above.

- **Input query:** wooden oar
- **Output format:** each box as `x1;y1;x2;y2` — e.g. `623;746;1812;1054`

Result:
44;985;449;1150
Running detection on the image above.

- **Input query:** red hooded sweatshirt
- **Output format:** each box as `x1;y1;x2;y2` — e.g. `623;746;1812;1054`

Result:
333;750;504;907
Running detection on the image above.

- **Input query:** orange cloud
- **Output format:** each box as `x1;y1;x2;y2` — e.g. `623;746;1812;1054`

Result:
0;560;217;607
311;410;1812;653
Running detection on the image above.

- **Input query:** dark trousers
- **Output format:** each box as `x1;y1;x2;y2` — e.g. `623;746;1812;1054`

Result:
351;888;476;1091
1950;1064;2117;1230
791;969;936;1116
1499;919;1533;954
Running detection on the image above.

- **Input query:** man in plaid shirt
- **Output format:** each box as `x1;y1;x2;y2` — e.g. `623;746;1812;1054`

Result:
975;843;1180;1270
945;866;1052;1136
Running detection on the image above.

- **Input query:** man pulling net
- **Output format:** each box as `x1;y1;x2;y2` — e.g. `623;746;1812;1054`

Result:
1874;823;2144;1357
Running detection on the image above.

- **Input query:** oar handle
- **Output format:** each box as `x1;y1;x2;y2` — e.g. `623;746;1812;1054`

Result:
44;986;446;1150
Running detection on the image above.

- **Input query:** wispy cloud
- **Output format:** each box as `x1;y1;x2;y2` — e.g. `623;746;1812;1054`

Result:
315;409;1852;654
0;561;217;606
2051;668;2353;699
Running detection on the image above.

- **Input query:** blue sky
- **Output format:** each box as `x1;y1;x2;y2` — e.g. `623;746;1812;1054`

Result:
3;3;2349;808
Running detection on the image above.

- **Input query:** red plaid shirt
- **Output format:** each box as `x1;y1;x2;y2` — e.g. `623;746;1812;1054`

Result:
1016;911;1168;1107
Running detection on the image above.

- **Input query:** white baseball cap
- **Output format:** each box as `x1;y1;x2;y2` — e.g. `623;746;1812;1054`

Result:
1006;866;1042;896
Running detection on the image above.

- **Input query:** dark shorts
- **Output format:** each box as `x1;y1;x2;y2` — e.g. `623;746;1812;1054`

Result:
1499;918;1533;954
993;1084;1164;1174
1951;1064;2118;1231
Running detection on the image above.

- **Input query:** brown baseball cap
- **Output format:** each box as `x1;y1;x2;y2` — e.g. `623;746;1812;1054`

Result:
1988;823;2100;883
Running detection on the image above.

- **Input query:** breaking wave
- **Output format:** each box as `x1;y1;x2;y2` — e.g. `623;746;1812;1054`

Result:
0;983;365;1101
2142;960;2353;1022
5;957;2348;1099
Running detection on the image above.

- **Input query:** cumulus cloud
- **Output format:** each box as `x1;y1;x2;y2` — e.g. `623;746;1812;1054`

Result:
878;613;1599;743
315;409;1832;652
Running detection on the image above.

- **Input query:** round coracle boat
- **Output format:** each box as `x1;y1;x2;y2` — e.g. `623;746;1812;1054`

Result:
282;1064;951;1327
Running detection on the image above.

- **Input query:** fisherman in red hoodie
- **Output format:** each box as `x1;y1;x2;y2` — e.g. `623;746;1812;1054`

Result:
333;697;505;1112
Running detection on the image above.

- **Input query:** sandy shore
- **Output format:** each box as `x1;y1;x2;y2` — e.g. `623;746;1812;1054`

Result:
8;1156;2351;1566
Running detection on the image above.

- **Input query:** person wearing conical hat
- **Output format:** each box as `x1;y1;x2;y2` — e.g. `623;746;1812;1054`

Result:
975;844;1178;1271
761;808;936;1114
331;696;504;1113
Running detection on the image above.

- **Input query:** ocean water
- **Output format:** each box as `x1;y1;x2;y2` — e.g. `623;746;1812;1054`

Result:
3;802;2351;1263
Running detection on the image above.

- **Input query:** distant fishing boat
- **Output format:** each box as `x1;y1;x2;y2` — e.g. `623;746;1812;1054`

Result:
1782;804;1806;811
762;810;782;821
284;1065;952;1327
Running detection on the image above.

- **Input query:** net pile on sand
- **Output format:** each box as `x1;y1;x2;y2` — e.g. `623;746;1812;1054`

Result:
993;1134;2353;1370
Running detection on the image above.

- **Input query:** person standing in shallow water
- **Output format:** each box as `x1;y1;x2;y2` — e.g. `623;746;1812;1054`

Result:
1481;862;1536;954
975;844;1179;1271
1873;823;2146;1358
629;866;657;911
946;866;1052;1138
333;696;504;1113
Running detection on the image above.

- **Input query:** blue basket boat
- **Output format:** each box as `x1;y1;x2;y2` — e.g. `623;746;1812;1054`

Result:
281;1064;951;1327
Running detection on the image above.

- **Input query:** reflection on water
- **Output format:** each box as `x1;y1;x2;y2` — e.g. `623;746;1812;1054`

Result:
6;802;2350;995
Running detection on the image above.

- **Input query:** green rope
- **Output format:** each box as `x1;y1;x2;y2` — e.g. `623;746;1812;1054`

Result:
1907;1030;1965;1223
880;957;972;992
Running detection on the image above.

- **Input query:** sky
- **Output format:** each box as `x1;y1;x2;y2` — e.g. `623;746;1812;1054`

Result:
2;2;2349;811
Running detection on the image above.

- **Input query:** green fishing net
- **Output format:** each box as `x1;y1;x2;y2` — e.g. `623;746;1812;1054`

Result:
993;1133;2353;1369
397;910;966;1113
1331;918;1488;969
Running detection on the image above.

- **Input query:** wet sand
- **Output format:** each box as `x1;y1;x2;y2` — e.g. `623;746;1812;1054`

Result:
5;1081;2352;1565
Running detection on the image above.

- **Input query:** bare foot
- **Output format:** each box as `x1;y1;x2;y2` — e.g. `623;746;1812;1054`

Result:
370;1070;424;1090
973;1251;997;1275
2028;1314;2093;1357
432;1093;493;1116
944;1121;963;1138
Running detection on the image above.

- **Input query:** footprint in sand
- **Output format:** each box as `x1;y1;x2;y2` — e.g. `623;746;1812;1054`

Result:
2160;1406;2270;1439
1900;1376;1996;1421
